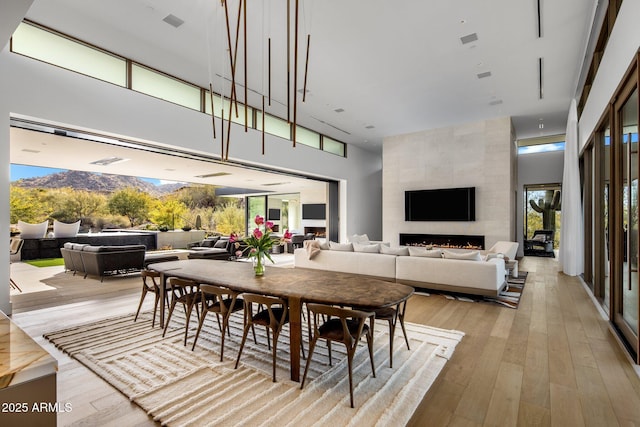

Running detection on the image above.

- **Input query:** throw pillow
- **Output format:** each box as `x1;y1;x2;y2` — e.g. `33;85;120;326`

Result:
380;245;410;256
443;250;482;261
329;241;354;251
348;234;370;244
214;239;228;249
305;240;322;259
353;243;380;253
408;246;443;258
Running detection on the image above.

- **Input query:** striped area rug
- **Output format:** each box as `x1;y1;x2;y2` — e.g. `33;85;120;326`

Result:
44;310;464;426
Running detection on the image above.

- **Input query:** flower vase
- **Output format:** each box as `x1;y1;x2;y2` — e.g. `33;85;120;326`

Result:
253;252;265;276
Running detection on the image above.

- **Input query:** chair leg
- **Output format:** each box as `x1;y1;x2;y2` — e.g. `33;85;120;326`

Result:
191;309;208;351
367;331;376;378
134;287;148;323
151;291;161;328
300;335;319;390
162;299;178;338
327;340;332;366
183;302;196;347
234;321;253;369
347;349;355;408
399;314;410;350
388;318;395;368
271;328;279;382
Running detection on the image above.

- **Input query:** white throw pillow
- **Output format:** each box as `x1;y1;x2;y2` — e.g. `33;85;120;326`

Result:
17;220;49;239
53;220;81;238
443;250;482;261
348;234;370;244
380;245;410;256
353;243;380;253
329;241;354;251
408;246;442;258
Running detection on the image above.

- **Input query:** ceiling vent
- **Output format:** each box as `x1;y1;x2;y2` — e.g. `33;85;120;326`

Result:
365;125;375;129
163;14;184;28
90;157;129;166
21;148;41;153
477;71;492;79
460;33;478;44
334;108;345;113
195;172;231;178
489;99;503;106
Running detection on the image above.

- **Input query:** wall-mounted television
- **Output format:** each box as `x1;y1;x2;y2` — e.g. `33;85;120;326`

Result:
268;208;281;220
302;203;326;220
405;187;475;221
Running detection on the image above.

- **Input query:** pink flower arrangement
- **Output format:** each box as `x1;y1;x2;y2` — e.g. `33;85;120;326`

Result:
233;215;292;266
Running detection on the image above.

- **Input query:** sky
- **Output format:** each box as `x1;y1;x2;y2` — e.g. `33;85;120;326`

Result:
10;164;162;185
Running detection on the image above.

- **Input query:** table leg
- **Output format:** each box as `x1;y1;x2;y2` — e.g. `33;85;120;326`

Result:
288;297;302;382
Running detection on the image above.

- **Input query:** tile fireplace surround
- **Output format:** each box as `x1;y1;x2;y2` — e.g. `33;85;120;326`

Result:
399;233;485;250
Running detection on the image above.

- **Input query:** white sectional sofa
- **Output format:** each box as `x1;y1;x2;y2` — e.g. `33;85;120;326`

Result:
294;241;518;297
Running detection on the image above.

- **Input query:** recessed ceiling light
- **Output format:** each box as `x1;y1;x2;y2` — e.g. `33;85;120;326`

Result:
477;71;492;79
365;125;375;129
21;148;41;153
460;33;478;44
164;168;176;172
334;108;345;113
195;172;231;178
262;182;290;186
489;99;503;106
163;14;184;28
90;157;129;166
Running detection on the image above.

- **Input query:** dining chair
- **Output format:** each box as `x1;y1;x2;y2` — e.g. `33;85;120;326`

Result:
162;277;201;346
191;284;244;360
301;303;376;408
234;294;290;382
354;301;410;368
134;270;169;328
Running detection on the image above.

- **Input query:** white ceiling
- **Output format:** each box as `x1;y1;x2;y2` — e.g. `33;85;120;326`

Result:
21;0;598;151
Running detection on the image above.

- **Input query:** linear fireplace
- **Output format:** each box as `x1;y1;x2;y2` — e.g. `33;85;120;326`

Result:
399;233;485;250
304;227;326;238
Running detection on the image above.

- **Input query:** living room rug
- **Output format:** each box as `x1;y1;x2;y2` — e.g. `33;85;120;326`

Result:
416;271;528;309
44;310;464;426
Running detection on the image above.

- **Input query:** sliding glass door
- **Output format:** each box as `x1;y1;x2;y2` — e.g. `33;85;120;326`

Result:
614;86;639;350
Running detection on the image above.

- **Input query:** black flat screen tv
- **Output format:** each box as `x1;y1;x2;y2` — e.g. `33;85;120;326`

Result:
405;187;475;221
302;203;326;220
268;208;281;220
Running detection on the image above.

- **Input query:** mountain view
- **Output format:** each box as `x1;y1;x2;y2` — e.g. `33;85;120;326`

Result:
11;170;187;196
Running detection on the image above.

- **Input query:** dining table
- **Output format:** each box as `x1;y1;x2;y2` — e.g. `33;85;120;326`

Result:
149;259;415;381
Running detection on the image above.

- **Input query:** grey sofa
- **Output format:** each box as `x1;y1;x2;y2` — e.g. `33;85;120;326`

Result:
61;243;146;281
187;237;235;260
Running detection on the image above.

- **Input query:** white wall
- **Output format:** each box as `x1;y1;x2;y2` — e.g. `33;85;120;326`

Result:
579;0;640;150
516;150;565;257
0;45;383;314
382;117;515;249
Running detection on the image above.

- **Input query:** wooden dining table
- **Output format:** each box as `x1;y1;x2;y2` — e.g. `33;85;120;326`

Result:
149;259;414;381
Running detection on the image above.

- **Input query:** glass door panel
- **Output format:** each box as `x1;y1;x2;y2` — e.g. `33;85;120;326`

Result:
603;127;611;310
615;87;639;349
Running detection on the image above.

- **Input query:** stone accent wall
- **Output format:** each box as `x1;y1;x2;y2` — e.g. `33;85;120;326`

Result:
382;117;516;248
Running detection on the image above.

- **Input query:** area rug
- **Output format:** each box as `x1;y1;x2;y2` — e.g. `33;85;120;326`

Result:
44;310;464;426
417;271;528;309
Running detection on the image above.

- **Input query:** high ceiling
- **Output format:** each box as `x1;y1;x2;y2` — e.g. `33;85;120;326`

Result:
22;0;598;151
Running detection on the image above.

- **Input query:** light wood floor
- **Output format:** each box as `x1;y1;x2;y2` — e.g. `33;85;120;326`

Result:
9;256;640;426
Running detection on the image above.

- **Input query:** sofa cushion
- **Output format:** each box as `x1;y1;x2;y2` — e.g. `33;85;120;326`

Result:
408;247;442;258
353;243;380;253
380;245;410;256
213;239;228;249
329;241;353;251
443;250;482;261
83;245;146;252
201;237;220;247
348;234;370;244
